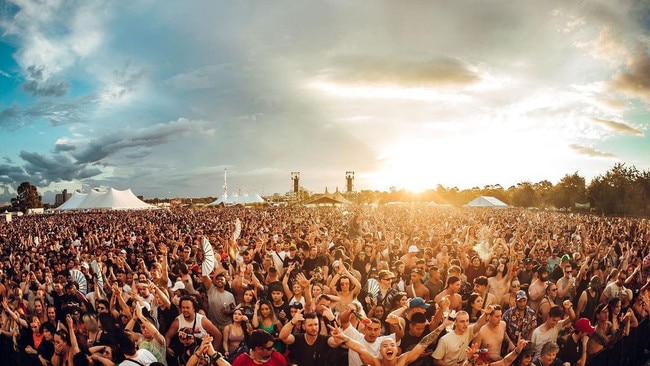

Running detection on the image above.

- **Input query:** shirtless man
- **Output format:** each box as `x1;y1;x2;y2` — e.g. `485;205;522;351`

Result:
472;305;512;361
406;269;430;301
434;276;463;311
329;318;452;366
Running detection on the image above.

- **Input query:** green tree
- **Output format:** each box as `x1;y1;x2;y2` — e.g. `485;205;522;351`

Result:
511;182;536;207
11;182;43;213
551;172;586;209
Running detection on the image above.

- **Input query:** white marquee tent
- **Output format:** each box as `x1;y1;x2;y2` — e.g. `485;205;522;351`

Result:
464;196;508;208
208;193;265;206
55;191;88;210
56;188;156;210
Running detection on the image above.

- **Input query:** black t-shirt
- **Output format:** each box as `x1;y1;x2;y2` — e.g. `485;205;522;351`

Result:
157;303;179;336
557;334;583;365
288;333;331;366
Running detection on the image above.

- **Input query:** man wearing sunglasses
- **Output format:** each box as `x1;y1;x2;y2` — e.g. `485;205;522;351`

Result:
231;329;287;366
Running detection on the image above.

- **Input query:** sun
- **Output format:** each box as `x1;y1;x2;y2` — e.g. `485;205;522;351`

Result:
368;142;443;193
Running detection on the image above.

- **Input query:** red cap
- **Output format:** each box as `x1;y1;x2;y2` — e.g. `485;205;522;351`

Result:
574;318;595;334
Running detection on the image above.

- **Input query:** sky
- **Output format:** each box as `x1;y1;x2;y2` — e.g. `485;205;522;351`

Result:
0;0;649;204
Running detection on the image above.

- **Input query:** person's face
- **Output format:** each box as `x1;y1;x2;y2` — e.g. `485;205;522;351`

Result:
316;299;331;315
34;301;43;313
398;296;408;307
43;328;53;341
116;273;126;283
379;339;399;360
373;306;385;318
339;278;350;290
47;307;56;321
547;316;561;328
303;318;319;336
271;291;283;302
547;285;558;298
260;304;272;317
563;266;572;278
409;322;426;337
180;300;195;318
539;272;548;282
96;303;108;313
138;274;148;283
30;320;41;334
474;282;486;293
364;322;381;342
489;310;502;326
54;334;66;348
380;276;393;287
511;282;521;292
450;280;461;293
233;310;244;322
472;296;484;310
455;313;470;333
516;297;528;310
244;290;255;304
598;307;609;321
292;283;302;294
540;350;558;364
213;275;226;287
257;341;275;361
617;274;626;285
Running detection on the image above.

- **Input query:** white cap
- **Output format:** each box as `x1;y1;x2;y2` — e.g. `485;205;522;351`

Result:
408;245;419;253
170;280;185;292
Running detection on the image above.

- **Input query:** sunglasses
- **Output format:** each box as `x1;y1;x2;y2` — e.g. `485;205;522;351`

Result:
262;345;274;350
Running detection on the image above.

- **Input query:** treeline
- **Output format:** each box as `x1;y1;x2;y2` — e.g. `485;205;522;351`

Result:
349;163;649;216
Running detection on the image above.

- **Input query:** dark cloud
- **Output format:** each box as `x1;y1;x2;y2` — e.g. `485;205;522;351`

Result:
72;118;209;164
22;65;69;97
54;142;77;153
569;144;616;158
590;117;644;136
0;164;30;184
19;151;102;186
610;50;650;102
322;55;480;87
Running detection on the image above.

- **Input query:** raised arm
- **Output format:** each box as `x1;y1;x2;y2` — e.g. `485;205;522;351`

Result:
329;325;378;366
402;319;452;364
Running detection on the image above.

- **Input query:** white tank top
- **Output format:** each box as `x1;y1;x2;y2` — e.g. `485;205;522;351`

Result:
176;312;208;338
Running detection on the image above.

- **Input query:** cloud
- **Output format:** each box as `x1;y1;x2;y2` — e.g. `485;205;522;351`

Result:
609;50;650;102
321;55;480;87
589;117;644;136
71;118;212;164
0;69;10;78
0;99;87;129
569;144;616;158
22;65;70;97
163;64;234;91
0;164;30;184
19;151;102;186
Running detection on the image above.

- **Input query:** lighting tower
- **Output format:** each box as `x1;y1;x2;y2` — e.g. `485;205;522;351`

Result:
346;171;355;193
291;172;300;193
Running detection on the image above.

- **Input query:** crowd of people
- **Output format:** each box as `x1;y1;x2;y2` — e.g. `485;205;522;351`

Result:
0;205;648;366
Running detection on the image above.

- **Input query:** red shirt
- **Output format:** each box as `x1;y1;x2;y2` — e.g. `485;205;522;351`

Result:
232;351;288;366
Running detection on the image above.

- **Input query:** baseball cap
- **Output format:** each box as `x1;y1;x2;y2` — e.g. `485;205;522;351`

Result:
408;245;419;253
170;280;185;292
574;318;595;334
516;290;528;301
409;297;430;310
589;275;602;288
561;254;572;262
